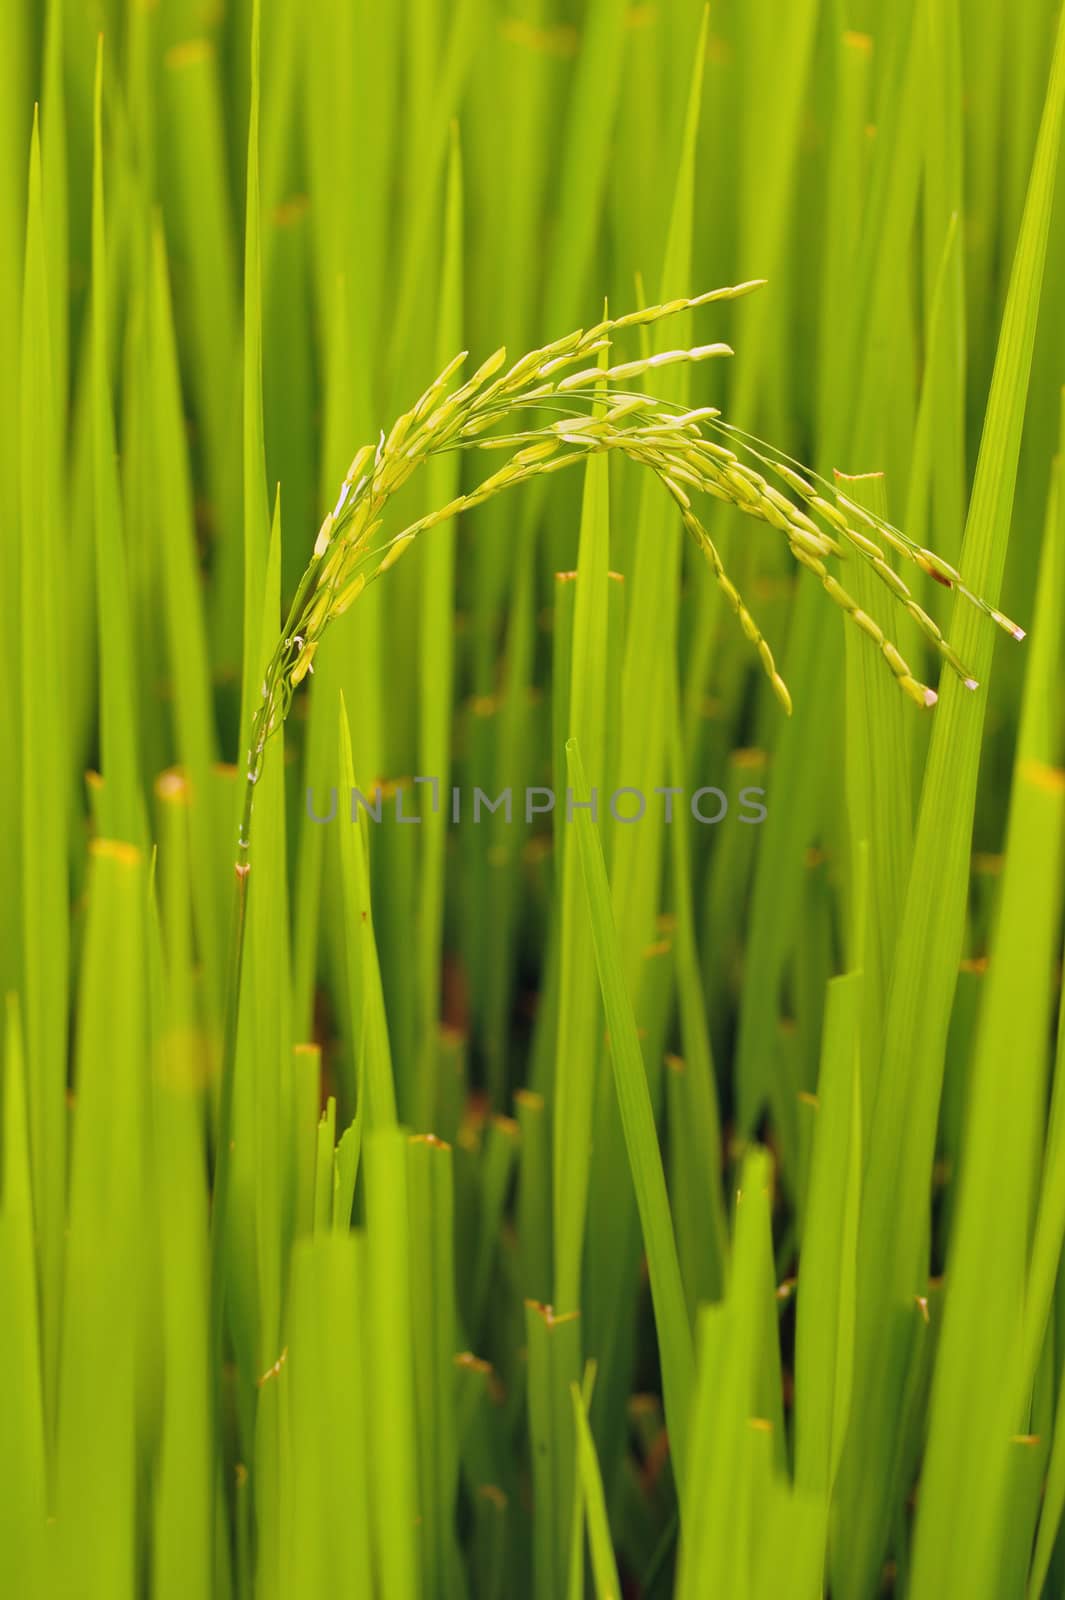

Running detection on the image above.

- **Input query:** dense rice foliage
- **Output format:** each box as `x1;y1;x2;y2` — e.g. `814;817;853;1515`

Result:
2;2;1065;1596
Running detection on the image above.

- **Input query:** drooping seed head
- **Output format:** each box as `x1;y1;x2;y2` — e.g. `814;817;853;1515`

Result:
246;283;1021;794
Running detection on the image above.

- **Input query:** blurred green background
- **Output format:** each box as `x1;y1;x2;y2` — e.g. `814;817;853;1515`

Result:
2;1;1065;1596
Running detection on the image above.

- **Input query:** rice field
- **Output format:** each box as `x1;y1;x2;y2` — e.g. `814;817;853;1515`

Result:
2;1;1065;1596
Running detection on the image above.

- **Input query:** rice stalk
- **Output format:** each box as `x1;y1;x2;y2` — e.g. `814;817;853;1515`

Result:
211;286;1024;1433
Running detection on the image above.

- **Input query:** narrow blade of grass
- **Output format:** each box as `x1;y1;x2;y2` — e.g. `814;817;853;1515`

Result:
18;104;69;1439
794;973;862;1504
55;842;148;1600
364;1126;421;1599
526;1301;582;1600
416;123;464;1130
676;1147;778;1599
0;994;47;1598
148;220;224;1021
553;394;610;1316
565;735;693;1499
92;41;145;846
407;1133;463;1598
570;1373;621;1600
238;0;270;746
150;786;212;1600
337;693;397;1133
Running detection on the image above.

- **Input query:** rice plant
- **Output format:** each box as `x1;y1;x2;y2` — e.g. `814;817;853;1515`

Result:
2;2;1065;1598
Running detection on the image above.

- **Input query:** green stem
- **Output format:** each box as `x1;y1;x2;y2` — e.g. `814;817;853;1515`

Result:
208;774;255;1441
206;552;324;1501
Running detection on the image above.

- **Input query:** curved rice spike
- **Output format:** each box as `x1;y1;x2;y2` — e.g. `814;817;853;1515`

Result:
706;416;1026;640
785;536;939;708
250;288;1022;780
578;279;767;345
823;536;980;685
714;449;983;686
831;485;1026;639
675;503;793;715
